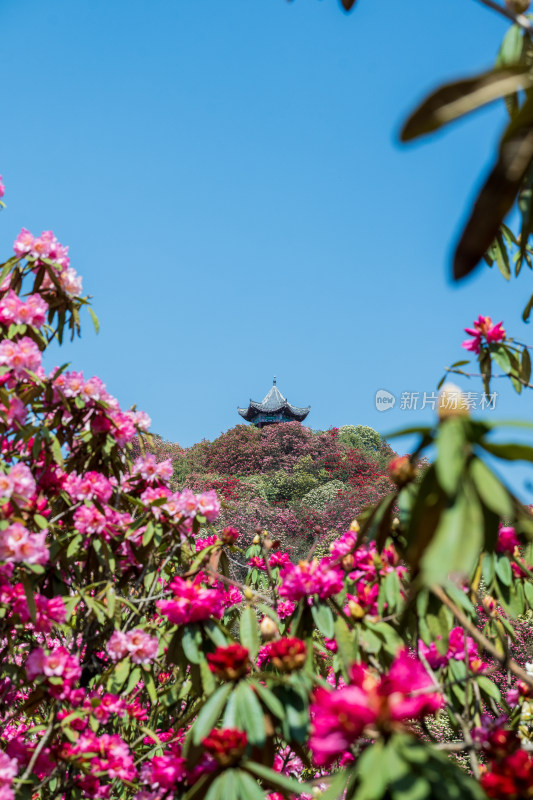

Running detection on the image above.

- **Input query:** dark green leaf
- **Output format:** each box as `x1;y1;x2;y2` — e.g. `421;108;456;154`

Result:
311;603;334;639
401;66;531;141
235;682;265;746
240;606;259;660
470;457;514;518
436;418;466;496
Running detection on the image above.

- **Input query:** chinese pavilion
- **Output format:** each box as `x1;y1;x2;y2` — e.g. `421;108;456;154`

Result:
238;378;310;429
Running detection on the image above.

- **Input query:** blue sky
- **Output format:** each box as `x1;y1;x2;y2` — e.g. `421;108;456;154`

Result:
1;0;533;492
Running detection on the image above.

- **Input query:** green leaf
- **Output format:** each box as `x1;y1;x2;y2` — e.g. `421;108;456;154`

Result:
192;684;232;745
245;761;313;796
240;606;259;660
469;457;514;518
144;670;158;704
523;292;533;322
401;65;531;141
495;554;512;586
182;624;203;665
249;680;285;720
436;418;466;496
20;573;36;624
481;441;533;461
107;656;131;693
420;484;483;586
522;347;532;385
88;306;100;334
233;770;266;800
496;24;524;69
477;675;502;702
235;682;265;746
453;90;533;280
311;603;334;639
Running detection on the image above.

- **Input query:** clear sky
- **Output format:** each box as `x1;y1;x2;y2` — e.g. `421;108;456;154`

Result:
1;0;533;492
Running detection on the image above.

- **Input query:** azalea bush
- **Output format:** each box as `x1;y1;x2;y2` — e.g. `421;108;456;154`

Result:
6;2;533;800
0;221;533;800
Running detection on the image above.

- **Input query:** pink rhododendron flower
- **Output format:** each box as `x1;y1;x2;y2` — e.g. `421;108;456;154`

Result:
462;315;506;354
157;577;224;625
0;337;42;379
0;291;48;328
26;647;81;699
496;525;520;555
0;176;5;200
196;490;221;522
279;558;344;601
0;524;48;564
110;629;159;665
309;650;442;766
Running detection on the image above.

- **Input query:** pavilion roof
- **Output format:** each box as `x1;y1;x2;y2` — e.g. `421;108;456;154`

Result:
238;380;310;423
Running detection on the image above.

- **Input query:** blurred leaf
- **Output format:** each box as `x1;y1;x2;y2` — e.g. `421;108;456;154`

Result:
469;457;514;518
482;441;533;461
234;770;266;800
436;418;467;496
401;66;531;141
245;762;312;795
240;606;260;660
235;682;265;746
311;603;334;639
192;684;232;745
522;346;532;384
523;291;533;321
420;484;483;585
249;680;285;720
88;307;99;334
454;91;533;280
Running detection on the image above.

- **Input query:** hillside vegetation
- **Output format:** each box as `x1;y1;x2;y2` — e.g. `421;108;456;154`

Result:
144;422;396;559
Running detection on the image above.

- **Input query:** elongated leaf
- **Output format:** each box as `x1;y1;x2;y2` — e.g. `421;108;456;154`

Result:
522;346;532;385
482;441;533;461
470;457;514;518
192;684;232;745
234;770;266;800
240;606;259;660
235;682;265;746
436;418;466;496
311;603;334;639
249;680;285;720
245;761;313;795
401;66;531;141
454;92;533;279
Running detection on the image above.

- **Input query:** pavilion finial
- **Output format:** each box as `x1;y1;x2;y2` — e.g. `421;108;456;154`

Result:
273;375;277;385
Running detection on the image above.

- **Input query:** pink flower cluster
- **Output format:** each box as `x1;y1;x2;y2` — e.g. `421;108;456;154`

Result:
0;750;17;800
418;626;486;672
0;462;36;504
26;647;81;700
0;523;48;564
0;176;5;200
0;337;42;380
157;576;224;625
63;470;113;503
279;558;344;602
73;503;132;541
132;455;173;483
462;315;506;354
0;291;48;329
309;650;443;766
63;732;136;783
2;583;66;632
108;629;159;665
13;228;82;297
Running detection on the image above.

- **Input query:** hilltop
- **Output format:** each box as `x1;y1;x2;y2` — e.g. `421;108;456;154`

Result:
141;422;397;560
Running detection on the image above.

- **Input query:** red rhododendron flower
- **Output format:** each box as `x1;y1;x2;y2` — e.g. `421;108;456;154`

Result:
264;637;307;672
202;728;248;767
207;644;250;680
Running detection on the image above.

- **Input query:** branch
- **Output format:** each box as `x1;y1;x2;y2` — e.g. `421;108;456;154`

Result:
475;0;533;33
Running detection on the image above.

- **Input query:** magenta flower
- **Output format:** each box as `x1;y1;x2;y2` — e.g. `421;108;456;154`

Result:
157;577;224;625
496;525;520;555
462;315;506;354
279;558;344;602
309;650;442;767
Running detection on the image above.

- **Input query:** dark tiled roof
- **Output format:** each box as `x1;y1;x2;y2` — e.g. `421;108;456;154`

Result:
238;381;310;423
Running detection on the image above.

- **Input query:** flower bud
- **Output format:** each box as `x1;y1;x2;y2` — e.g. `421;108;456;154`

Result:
388;455;417;487
349;519;360;533
260;616;279;642
506;0;530;12
437;383;469;420
244;587;254;600
220;526;239;545
482;595;498;617
252;534;261;545
348;599;365;620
